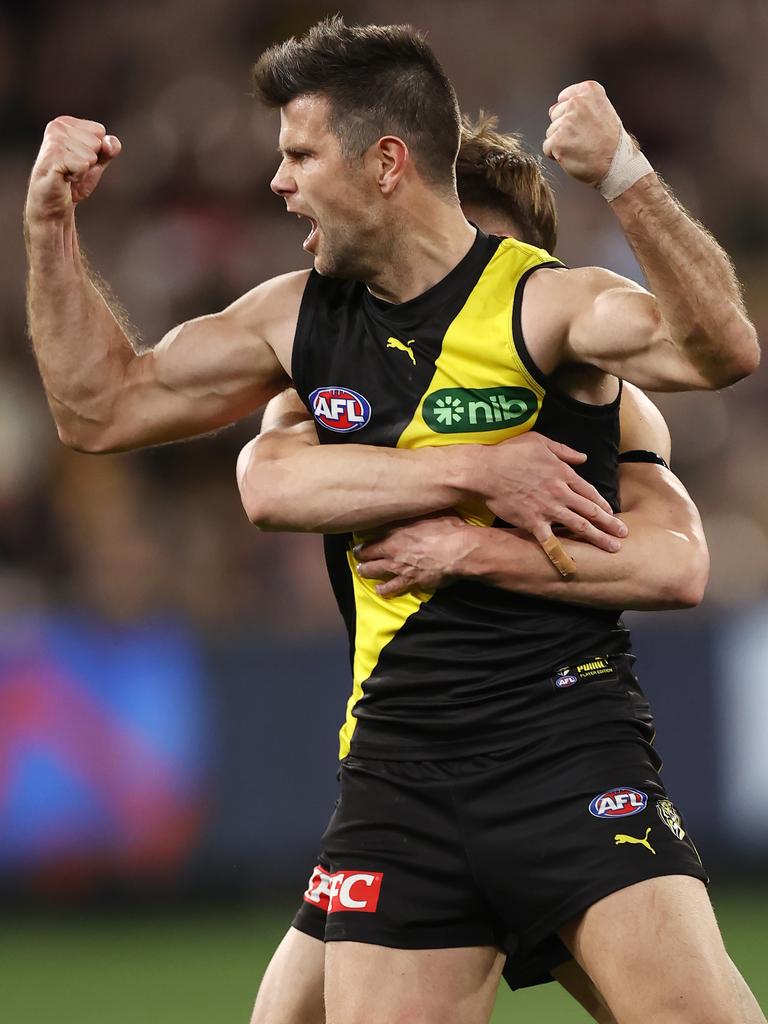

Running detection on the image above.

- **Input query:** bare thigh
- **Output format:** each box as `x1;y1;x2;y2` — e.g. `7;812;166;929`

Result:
559;876;766;1024
250;926;620;1024
324;942;503;1024
552;960;616;1024
251;926;326;1024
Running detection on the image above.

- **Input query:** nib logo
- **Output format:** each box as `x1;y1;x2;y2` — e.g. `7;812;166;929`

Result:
423;387;537;433
433;395;465;426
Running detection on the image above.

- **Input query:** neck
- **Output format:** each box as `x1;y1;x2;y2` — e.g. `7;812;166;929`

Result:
365;196;476;304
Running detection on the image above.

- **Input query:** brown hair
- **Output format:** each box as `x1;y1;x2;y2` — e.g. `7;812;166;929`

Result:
252;15;461;191
457;113;558;252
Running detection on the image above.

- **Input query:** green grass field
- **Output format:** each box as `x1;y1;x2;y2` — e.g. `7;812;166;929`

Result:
2;887;766;1023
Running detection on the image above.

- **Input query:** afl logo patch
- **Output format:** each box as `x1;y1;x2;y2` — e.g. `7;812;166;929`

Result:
553;667;579;689
589;787;648;819
310;387;371;433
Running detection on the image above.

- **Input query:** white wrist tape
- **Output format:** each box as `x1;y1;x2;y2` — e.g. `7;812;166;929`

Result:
597;128;653;202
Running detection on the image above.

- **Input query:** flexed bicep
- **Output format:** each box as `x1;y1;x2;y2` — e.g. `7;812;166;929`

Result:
85;272;306;453
562;268;718;391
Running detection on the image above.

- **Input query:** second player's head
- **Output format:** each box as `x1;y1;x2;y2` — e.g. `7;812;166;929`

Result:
456;113;558;253
253;16;461;277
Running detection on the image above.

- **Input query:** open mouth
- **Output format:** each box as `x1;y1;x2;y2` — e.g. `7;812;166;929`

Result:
296;214;319;253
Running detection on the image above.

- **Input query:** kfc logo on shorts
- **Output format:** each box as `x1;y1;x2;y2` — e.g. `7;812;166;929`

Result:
589;787;648;819
310;387;371;433
303;864;333;911
303;865;383;914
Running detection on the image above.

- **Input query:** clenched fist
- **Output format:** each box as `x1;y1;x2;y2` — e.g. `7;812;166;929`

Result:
26;116;121;226
542;81;622;186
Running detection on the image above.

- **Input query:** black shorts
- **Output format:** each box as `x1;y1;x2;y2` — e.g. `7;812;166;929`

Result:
293;858;573;989
292;654;707;989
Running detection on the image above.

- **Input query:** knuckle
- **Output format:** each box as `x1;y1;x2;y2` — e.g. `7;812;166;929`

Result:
555;478;570;496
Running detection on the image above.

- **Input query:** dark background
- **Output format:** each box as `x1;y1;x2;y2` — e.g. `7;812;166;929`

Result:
0;4;767;1019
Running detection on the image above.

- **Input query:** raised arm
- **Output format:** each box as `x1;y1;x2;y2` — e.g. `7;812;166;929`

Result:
237;390;626;557
356;385;709;610
24;116;294;453
532;82;758;391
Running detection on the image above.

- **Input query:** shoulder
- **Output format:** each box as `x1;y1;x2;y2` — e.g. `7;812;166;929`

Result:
525;265;648;305
220;270;311;364
224;270;311;324
620;383;671;461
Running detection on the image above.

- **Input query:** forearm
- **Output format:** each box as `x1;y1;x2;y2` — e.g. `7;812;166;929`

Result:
610;174;759;385
25;215;137;445
239;434;477;533
457;513;707;610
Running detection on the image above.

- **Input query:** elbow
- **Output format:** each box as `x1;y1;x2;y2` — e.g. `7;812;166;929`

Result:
720;325;761;386
238;474;272;531
707;321;761;390
51;395;133;454
241;488;281;532
669;576;706;610
55;418;116;455
667;544;710;609
236;443;283;531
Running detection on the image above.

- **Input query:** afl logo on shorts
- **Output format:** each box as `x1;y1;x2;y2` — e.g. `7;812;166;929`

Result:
589;787;648;819
310;386;371;433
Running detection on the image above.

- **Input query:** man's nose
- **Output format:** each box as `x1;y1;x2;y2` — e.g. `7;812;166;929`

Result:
270;159;295;197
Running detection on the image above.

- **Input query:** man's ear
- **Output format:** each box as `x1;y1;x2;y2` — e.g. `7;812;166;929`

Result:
371;136;409;196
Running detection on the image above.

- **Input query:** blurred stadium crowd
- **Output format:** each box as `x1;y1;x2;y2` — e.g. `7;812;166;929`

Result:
1;0;767;631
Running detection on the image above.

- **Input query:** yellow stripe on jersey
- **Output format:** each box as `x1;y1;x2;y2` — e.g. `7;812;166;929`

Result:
338;548;433;758
398;239;547;446
338;238;558;758
397;238;550;523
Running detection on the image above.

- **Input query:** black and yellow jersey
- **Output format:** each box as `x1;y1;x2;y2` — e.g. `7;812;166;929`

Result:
292;229;631;760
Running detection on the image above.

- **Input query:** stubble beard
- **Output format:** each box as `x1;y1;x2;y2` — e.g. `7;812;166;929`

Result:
313;222;378;281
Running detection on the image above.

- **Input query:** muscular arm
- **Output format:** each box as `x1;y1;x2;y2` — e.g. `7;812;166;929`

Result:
437;465;707;609
24;117;293;453
237;390;625;553
357;385;709;610
535;82;758;390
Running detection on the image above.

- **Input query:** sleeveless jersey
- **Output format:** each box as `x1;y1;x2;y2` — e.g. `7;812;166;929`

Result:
291;230;631;760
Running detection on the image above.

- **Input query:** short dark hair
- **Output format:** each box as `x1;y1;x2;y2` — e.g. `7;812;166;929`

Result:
457;113;558;252
252;15;461;191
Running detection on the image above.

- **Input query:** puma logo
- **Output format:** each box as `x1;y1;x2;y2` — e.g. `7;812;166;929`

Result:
386;337;416;366
614;827;655;854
